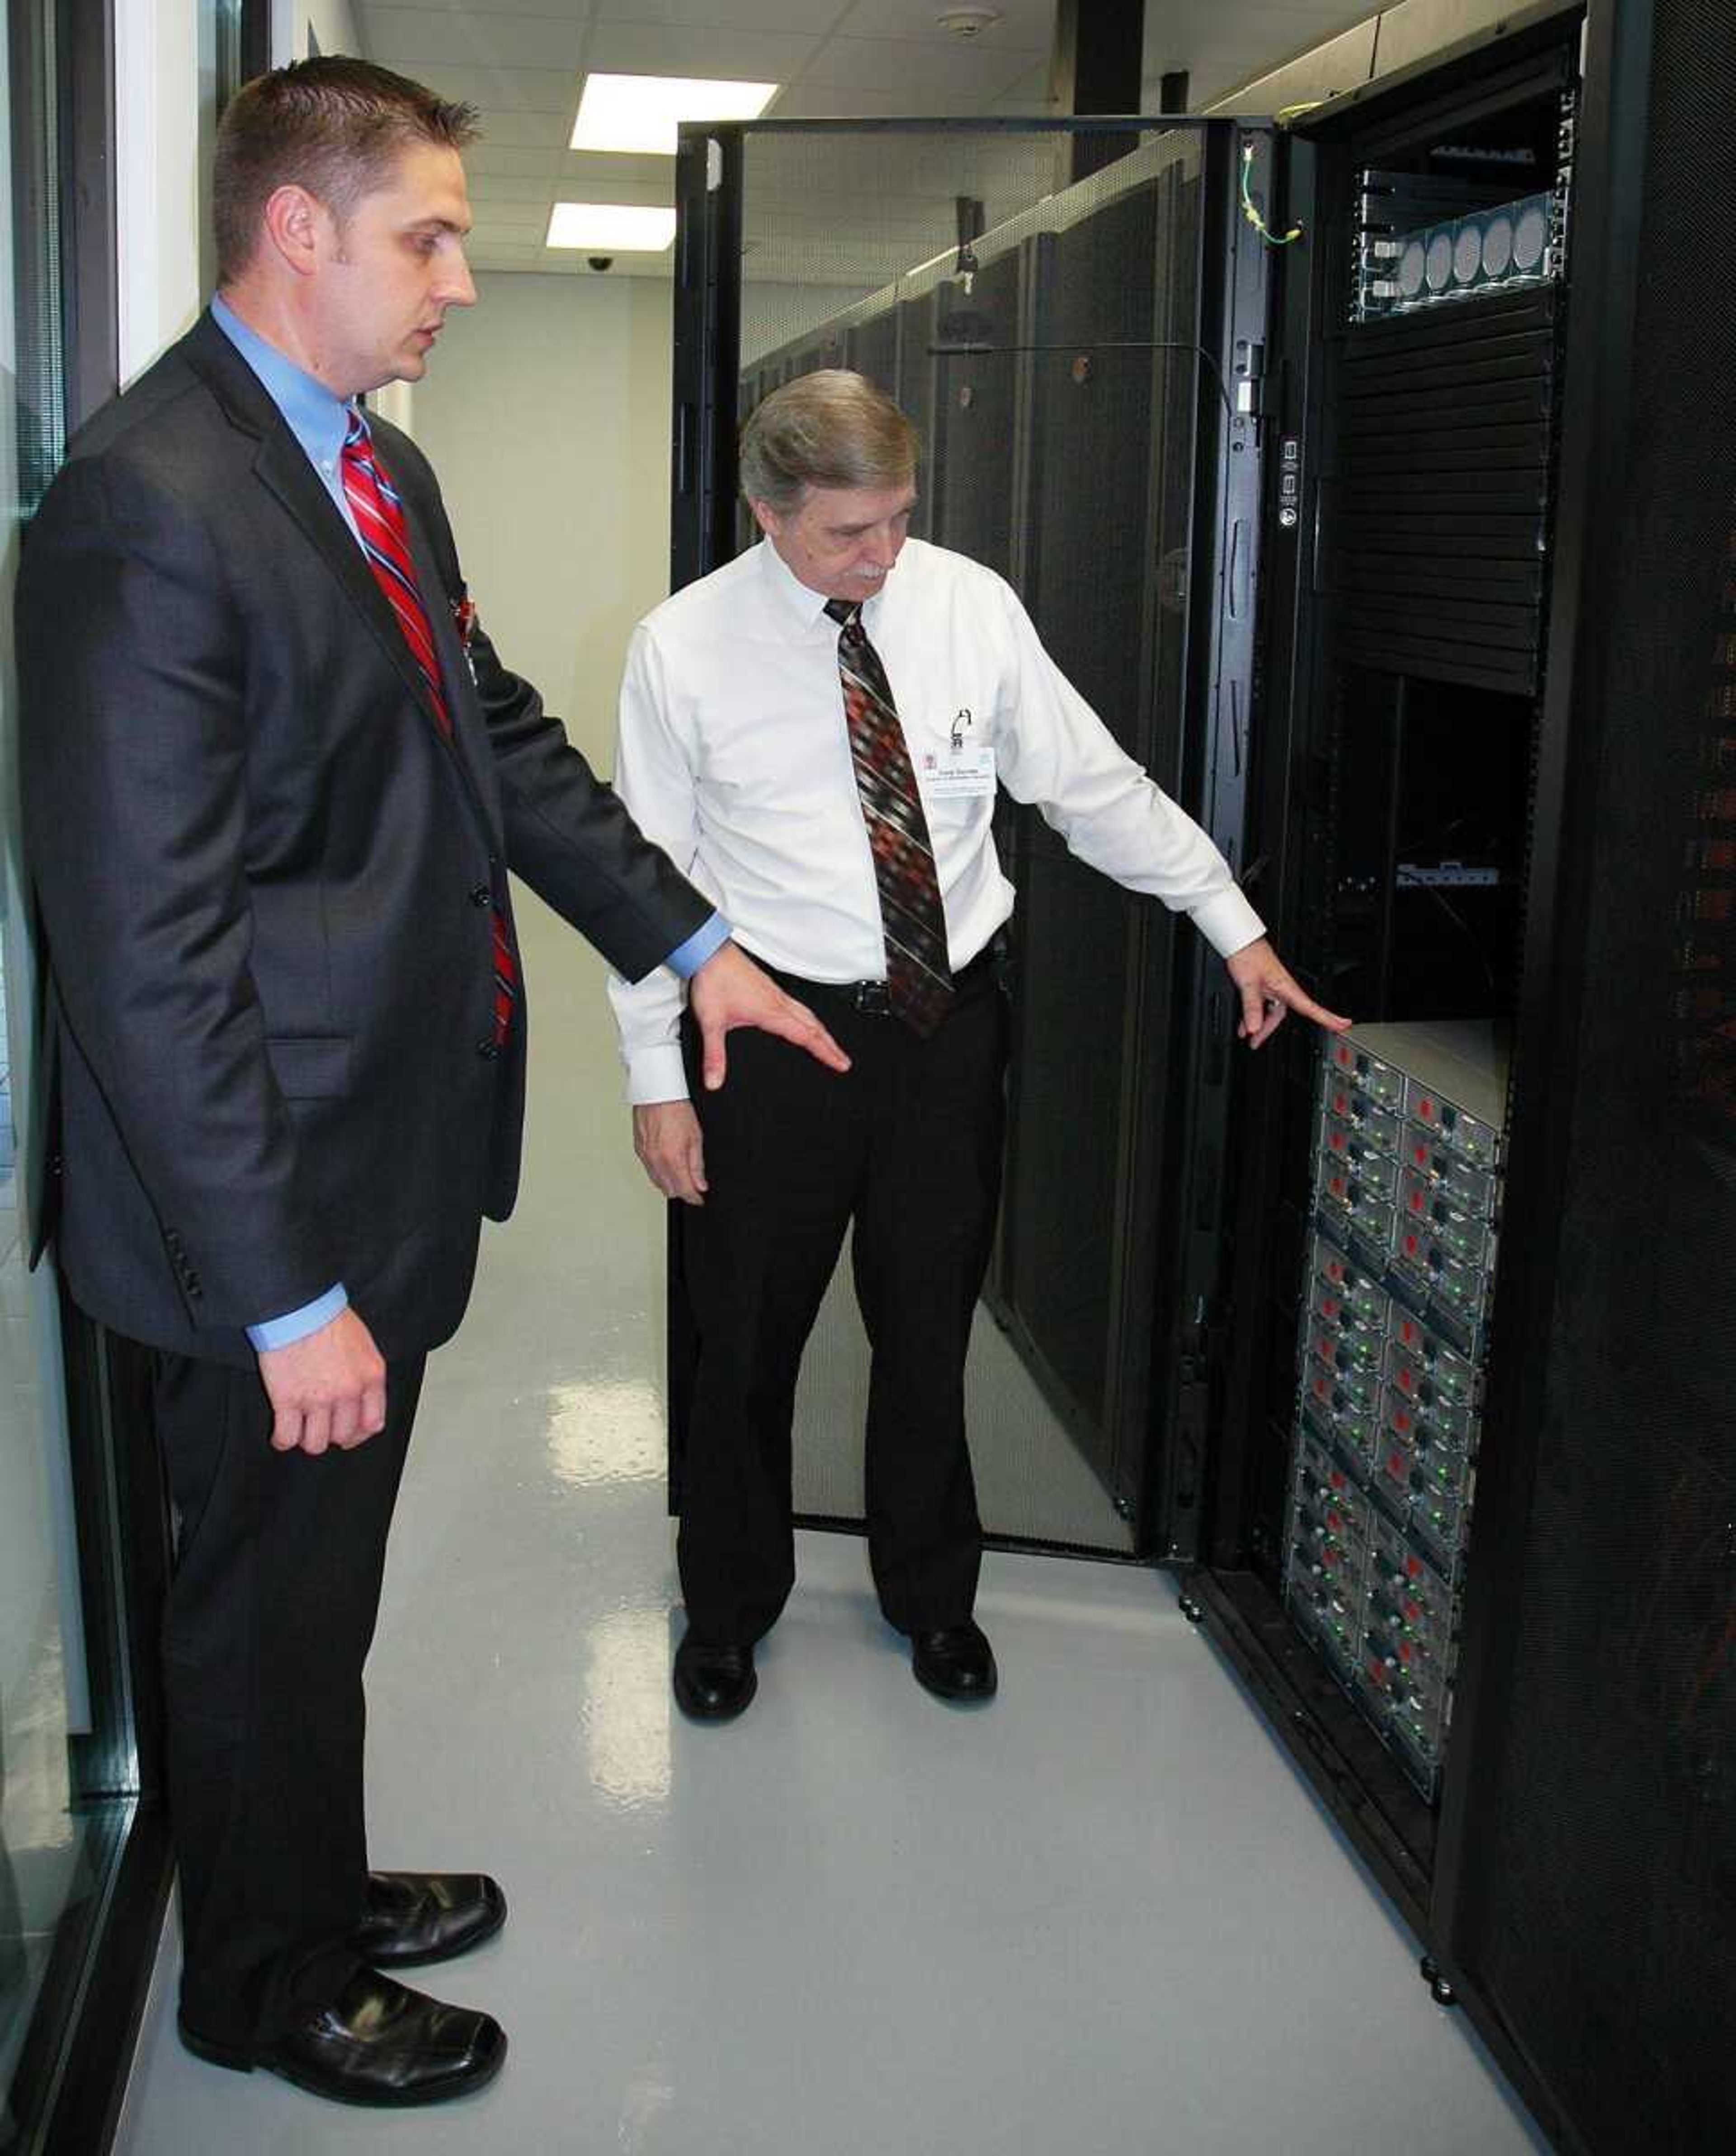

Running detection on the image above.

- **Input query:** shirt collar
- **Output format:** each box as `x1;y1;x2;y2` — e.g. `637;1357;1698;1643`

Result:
211;293;354;478
755;532;896;638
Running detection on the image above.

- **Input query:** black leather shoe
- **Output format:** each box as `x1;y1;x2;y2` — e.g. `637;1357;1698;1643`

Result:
349;1871;507;1969
911;1620;998;1702
673;1634;757;1721
179;1969;506;2108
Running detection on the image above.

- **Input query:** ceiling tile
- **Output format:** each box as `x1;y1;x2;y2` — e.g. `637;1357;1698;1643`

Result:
359;6;584;70
558;148;683;191
769;81;988;118
363;0;590;18
413;61;580;113
470;107;573;148
465;169;565;201
550;166;678;205
832;0;1053;52
462;141;566;177
796;32;1033;97
594;0;847;28
581;20;822;80
472;204;554;232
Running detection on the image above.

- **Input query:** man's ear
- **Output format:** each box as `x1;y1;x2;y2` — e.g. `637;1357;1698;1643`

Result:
259;183;330;279
748;498;780;541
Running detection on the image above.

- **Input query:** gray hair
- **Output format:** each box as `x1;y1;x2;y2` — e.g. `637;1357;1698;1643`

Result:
739;370;920;513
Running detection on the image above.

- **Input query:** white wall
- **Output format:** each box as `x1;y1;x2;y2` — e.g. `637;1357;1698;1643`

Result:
409;271;677;771
116;0;202;382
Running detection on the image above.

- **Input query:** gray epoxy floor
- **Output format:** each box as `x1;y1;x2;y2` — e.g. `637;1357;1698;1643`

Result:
113;899;1548;2155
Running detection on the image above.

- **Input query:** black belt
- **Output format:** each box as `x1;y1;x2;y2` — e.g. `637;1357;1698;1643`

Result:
783;943;1000;1018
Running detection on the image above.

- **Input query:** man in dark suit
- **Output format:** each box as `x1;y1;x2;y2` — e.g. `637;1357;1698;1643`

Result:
16;57;844;2109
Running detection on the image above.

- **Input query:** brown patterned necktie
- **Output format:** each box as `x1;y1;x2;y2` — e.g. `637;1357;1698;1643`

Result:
826;598;954;1036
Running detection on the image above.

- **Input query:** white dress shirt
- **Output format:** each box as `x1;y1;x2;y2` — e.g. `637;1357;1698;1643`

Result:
608;535;1266;1105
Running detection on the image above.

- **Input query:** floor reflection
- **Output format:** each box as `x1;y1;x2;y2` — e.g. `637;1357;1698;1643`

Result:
545;1379;666;1493
580;1607;672;1814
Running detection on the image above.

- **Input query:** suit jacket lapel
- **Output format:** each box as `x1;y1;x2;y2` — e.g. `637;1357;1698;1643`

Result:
249;426;442;724
180;314;499;842
397;497;504;847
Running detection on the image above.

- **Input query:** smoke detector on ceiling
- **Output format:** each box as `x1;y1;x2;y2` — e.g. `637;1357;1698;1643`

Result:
936;7;1003;38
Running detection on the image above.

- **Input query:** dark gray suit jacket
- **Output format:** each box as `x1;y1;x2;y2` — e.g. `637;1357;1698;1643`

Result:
17;310;708;1367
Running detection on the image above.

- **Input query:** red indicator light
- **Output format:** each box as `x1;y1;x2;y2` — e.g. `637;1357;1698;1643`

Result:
1419;1097;1435;1119
1406;1556;1423;1577
1405;1233;1420;1257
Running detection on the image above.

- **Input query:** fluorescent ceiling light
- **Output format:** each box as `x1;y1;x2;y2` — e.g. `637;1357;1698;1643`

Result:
545;203;679;252
571;73;778;155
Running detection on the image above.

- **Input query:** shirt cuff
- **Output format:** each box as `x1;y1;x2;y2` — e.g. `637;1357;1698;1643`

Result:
1189;887;1267;961
247;1283;349;1352
663;912;731;979
627;1045;693;1107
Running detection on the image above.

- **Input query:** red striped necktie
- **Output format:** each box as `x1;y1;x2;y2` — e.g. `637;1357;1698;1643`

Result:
825;598;954;1037
341;409;517;1046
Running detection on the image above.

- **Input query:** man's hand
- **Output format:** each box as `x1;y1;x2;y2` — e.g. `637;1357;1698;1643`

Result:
258;1308;388;1456
634;1101;708;1205
1225;937;1352;1050
688;940;850;1092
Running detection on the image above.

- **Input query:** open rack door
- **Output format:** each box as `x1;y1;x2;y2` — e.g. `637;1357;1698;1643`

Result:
668;117;1277;1558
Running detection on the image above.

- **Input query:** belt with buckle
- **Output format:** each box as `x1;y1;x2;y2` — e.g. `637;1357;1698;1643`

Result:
826;946;997;1018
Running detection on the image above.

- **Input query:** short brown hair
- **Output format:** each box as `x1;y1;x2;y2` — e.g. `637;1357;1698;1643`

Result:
739;370;919;512
213;57;479;285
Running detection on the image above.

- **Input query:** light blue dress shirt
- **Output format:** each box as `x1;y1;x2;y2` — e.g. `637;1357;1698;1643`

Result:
208;299;728;1350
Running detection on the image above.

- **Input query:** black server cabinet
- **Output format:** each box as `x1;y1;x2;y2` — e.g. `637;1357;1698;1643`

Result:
669;8;1734;2146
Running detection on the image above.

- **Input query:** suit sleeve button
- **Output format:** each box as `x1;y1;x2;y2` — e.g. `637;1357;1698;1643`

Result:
470;884;492;907
477;1039;500;1060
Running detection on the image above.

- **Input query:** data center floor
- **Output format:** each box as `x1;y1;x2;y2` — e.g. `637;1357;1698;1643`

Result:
111;896;1546;2156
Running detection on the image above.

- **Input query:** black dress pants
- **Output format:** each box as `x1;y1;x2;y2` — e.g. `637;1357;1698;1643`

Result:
678;956;1009;1647
150;1347;425;2051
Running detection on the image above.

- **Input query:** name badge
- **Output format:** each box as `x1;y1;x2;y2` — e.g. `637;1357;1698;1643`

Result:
920;745;996;800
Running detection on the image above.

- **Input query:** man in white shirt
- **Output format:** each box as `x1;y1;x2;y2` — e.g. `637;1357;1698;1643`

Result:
611;370;1347;1723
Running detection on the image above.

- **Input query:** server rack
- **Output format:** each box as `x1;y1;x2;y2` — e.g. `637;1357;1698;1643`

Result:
669;5;1733;2147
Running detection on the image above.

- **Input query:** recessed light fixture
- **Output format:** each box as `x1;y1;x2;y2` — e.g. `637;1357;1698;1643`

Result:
545;203;679;252
571;73;779;156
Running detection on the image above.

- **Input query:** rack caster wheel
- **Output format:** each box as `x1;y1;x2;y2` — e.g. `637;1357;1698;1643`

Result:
1178;1596;1205;1625
1420;1954;1458;2007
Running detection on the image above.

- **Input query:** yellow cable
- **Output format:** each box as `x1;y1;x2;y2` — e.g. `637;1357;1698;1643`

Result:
1240;143;1304;247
